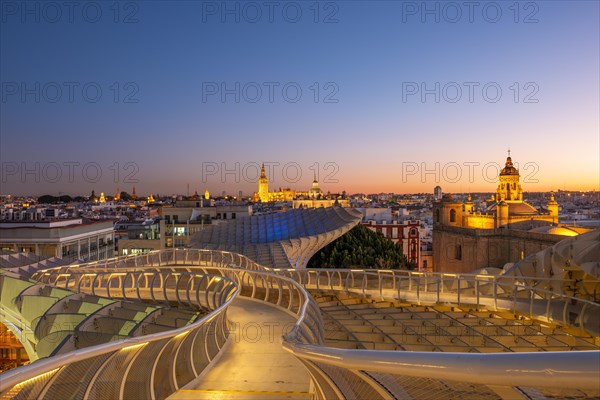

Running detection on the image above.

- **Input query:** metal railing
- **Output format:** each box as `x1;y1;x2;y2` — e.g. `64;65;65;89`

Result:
273;268;600;337
0;267;238;399
55;250;600;396
275;268;600;399
41;248;267;274
2;248;599;400
0;249;324;399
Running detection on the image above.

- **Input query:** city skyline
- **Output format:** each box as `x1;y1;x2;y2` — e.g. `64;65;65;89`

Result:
1;2;599;397
1;151;598;197
1;1;598;195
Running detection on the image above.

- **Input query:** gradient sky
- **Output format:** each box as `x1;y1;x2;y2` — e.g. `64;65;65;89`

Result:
1;0;598;196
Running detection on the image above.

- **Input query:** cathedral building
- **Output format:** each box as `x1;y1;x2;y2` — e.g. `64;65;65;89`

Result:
251;163;349;207
434;154;557;230
433;153;586;273
251;164;298;202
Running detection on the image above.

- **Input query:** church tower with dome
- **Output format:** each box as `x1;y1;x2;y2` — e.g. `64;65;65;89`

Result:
432;151;579;274
434;152;555;231
496;152;523;202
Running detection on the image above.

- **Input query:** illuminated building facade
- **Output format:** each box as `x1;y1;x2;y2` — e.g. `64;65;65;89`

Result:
251;164;298;202
0;323;28;372
252;164;349;207
433;153;586;273
434;154;558;230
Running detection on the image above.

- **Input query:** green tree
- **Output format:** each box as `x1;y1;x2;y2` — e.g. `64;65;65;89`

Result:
308;224;413;270
120;192;133;201
37;195;73;204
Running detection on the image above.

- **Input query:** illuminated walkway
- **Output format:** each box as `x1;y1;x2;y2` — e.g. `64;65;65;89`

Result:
1;238;599;399
169;298;310;400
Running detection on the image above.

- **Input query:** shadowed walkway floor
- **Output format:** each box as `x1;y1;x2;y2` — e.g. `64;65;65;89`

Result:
168;298;311;400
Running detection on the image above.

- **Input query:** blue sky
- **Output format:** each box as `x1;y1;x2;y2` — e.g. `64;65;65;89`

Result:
1;1;598;196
